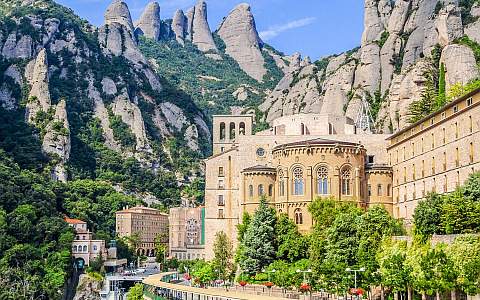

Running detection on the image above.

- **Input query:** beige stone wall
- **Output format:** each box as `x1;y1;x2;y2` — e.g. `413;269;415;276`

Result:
212;115;254;155
169;206;204;260
388;91;480;222
366;170;393;213
204;115;392;259
115;207;169;256
242;172;276;215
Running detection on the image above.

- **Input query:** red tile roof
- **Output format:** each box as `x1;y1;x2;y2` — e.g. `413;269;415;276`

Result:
64;217;86;224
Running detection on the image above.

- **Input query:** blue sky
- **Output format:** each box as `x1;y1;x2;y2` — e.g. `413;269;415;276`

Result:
56;0;365;60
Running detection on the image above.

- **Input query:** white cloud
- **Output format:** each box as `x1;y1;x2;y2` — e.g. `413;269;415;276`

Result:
259;17;316;41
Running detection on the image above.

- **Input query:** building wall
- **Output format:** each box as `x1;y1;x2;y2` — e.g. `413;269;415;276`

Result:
365;169;393;213
169;206;205;260
204;114;391;259
72;240;106;266
388;91;480;222
116;207;169;257
242;172;276;215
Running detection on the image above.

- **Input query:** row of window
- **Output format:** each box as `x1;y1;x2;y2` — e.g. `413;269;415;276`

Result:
248;184;274;197
396;143;475;185
72;245;98;252
367;184;392;197
172;252;205;261
219;122;246;141
392;115;474;164
395;169;472;202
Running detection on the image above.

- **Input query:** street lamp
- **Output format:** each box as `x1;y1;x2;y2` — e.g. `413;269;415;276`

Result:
345;267;365;290
296;269;312;282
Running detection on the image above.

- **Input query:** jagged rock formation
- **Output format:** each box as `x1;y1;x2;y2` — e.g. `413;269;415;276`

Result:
186;0;220;59
73;274;103;300
26;48;51;123
217;3;266;81
261;0;480;133
172;9;187;44
135;1;161;40
104;0;134;32
111;91;152;154
42;99;71;182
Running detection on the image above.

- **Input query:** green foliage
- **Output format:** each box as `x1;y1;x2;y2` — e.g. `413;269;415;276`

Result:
138;37;277;118
108;112;136;149
447;235;480;295
266;259;311;289
212;231;234;282
275;214;308;262
447;79;480;101
407;63;439;123
413;193;446;238
377;31;390;48
456;35;480;64
377;239;411;293
459;0;480;25
440;189;480;234
436;63;447;107
239;197;277;274
191;260;215;285
127;283;144;300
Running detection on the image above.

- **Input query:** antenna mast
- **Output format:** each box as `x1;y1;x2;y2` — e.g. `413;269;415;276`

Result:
355;94;376;133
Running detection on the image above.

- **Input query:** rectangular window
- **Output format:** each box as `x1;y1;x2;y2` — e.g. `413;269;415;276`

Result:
422;160;425;178
218;195;224;206
403;146;406;160
218;209;224;219
413;164;416;180
470;116;473;133
443;152;447;171
470;142;474;163
431;133;435;149
456;148;460;167
442;128;446;144
218;167;224;177
432;157;436;175
377;184;382;196
421;138;424;153
404;167;407;183
218;180;225;190
467;97;473;106
453;105;458;113
367;184;372;197
412;142;415;156
455;122;459;139
367;155;375;164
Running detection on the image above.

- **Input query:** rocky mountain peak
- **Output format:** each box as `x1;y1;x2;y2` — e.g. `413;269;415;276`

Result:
186;0;220;58
105;0;134;32
172;9;187;44
217;2;265;81
135;1;161;40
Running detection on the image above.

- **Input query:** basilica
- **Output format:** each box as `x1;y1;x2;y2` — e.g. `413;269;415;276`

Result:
202;89;480;259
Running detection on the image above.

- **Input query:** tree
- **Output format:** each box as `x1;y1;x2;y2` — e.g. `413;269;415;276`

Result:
377;239;412;298
448;235;480;296
463;171;480;201
127;283;143;300
436;63;446;108
191;260;215;286
276;213;308;262
413;193;445;238
212;231;234;283
240;196;277;274
154;233;168;265
441;189;480;234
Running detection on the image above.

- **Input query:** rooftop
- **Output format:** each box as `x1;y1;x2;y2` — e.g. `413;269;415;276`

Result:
65;217;86;224
241;165;277;173
388;87;480;140
273;137;360;151
116;206;168;215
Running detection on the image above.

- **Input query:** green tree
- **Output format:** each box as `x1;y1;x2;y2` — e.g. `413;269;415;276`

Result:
275;213;308;262
192;260;215;286
127;283;143;300
447;235;480;295
413;193;445;238
463;171;480;200
240;196;277;274
436;63;446;107
377;239;412;298
154;234;167;265
441;189;480;234
212;231;234;283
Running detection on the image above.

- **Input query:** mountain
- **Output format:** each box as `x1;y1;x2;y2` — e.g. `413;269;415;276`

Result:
261;0;480;133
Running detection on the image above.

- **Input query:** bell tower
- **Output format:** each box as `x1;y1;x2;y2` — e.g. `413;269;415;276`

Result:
212;115;254;155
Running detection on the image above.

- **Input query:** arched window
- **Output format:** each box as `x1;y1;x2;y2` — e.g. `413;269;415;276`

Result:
73;245;77;252
248;185;253;197
341;167;352;196
239;122;246;135
83;245;87;252
377;184;383;196
293;167;304;195
219;122;226;141
268;184;273;197
294;208;303;225
387;184;392;196
258;184;264;196
278;170;285;196
316;166;328;195
229;122;236;140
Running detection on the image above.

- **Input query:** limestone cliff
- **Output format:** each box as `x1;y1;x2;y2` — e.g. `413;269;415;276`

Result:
135;2;161;41
217;3;266;82
186;0;220;59
26;48;51;123
261;0;480;133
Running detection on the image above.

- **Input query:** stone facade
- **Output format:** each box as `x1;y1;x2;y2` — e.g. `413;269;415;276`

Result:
66;217;107;267
204;113;392;259
388;89;480;224
169;206;205;260
116;206;169;257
